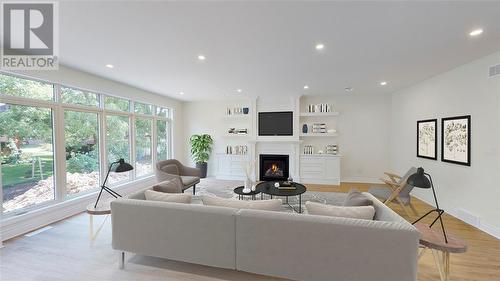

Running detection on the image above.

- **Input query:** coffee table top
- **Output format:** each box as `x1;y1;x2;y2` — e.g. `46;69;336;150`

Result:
234;186;261;196
415;223;467;253
256;181;306;197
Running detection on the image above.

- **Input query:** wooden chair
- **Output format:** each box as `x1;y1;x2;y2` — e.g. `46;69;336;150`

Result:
368;167;419;218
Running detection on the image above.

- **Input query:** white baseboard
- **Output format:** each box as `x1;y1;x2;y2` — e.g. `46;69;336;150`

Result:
412;194;500;240
1;177;155;242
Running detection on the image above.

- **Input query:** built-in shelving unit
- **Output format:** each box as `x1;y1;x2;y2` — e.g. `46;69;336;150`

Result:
299;112;340;117
299;132;339;137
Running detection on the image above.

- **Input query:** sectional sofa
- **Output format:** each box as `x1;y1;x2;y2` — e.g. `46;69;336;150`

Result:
111;190;420;281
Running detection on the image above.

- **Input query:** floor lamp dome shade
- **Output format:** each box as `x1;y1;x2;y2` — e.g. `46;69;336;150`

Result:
94;159;134;208
406;167;448;243
112;158;134;173
407;167;431;189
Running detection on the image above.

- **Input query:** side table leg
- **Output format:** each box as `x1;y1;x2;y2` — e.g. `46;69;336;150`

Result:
89;214;94;244
432;249;447;281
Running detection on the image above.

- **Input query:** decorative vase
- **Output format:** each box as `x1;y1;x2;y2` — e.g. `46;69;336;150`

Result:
251;184;256;192
302;124;308;134
243;107;249;114
242;178;252;193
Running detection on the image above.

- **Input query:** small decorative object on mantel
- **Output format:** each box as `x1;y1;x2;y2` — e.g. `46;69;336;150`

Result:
303;145;314;155
302;124;308;133
417;119;437;160
243;107;249;114
441;115;471;166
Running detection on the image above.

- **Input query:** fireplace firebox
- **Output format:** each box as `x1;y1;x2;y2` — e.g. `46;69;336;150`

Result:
259;154;289;181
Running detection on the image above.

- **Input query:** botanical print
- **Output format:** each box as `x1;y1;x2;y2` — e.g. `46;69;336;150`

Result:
417;119;437;159
442;116;470;166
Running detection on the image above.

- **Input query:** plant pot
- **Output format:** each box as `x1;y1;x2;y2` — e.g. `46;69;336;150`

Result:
196;162;208;178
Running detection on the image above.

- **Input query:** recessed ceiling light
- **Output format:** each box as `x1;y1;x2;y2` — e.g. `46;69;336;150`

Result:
469;28;483;37
315;43;325;50
303;85;309;90
344;87;353;92
197;54;206;61
179;92;185;95
379;81;387;86
105;64;114;69
236;89;242;93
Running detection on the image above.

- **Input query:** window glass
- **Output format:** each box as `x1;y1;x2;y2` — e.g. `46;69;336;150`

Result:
65;110;100;196
0;104;55;212
0;74;53;101
104;96;129;112
156;107;170;118
61;87;99;107
134;102;153;115
106;115;130;185
157;120;169;161
135;118;153;177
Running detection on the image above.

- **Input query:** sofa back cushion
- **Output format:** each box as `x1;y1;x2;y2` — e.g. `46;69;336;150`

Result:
306;201;375;220
145;189;191;204
153;178;182;193
161;164;179;175
343;189;373;206
202;196;282;211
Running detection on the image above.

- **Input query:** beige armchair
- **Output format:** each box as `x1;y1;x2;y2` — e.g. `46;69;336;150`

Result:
155;159;201;194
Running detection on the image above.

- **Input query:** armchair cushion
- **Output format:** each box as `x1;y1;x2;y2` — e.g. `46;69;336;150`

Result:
181;176;200;187
153;178;183;193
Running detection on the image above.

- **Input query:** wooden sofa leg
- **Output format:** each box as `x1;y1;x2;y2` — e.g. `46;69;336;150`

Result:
193;185;196;195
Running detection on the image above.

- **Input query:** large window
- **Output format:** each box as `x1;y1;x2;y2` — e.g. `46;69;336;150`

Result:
106;115;131;185
135;118;153;177
0;104;55;212
157;120;170;161
0;73;172;215
64;110;100;197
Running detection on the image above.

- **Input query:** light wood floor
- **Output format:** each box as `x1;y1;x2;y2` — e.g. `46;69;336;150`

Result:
1;182;499;281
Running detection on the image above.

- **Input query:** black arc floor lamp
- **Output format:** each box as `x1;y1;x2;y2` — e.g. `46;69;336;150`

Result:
94;158;134;208
406;167;448;243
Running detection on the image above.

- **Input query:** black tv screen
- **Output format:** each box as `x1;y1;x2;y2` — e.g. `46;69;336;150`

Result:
258;111;293;136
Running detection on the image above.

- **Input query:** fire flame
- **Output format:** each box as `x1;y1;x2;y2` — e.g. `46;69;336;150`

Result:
271;164;278;173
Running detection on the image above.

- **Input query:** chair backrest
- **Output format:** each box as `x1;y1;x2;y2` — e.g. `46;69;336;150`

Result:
397;167;418;198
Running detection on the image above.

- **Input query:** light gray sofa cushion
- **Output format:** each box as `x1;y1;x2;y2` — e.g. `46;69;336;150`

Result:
202;196;282;211
111;199;238;269
305;201;375;220
144;190;191;203
236;209;420;281
343;189;373;206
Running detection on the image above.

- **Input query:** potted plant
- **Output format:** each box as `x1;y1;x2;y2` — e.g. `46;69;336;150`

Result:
189;134;213;178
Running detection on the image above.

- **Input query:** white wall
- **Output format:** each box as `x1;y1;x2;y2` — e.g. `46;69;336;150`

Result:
183;94;391;182
390;51;500;237
300;94;391;182
10;65;185;159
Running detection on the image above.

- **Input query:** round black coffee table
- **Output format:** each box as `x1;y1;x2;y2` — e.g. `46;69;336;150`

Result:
233;186;260;200
256;181;307;213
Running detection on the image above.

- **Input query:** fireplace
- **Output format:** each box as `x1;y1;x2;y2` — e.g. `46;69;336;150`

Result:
259;154;289;181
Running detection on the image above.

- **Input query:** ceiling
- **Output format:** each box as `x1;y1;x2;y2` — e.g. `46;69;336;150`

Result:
59;1;500;101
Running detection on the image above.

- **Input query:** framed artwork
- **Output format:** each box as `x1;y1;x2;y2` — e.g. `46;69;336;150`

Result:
441;115;471;166
417;119;437;160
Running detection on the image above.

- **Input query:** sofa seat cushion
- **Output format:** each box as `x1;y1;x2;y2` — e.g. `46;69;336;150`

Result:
306;201;375;220
145;190;192;204
202;196;282;211
180;176;200;187
153;178;183;193
161;164;180;175
343;189;374;206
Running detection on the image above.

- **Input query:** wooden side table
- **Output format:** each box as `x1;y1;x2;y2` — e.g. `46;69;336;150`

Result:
86;201;112;245
415;223;467;281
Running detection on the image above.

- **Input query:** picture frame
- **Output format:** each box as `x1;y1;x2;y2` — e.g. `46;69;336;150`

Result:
441;115;471;166
417;119;437;160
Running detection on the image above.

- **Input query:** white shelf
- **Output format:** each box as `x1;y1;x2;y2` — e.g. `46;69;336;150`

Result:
222;114;251;119
299;112;340;117
300;154;341;157
223;134;251;138
299;133;339;137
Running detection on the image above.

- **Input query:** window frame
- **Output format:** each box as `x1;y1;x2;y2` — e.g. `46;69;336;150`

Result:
0;72;173;217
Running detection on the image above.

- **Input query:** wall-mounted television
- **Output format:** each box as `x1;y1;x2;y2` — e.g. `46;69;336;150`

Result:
258;111;293;136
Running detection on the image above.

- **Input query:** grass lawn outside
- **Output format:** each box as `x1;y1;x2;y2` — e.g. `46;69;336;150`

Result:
2;156;54;189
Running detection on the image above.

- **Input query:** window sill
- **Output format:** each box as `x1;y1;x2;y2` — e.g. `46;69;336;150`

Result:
1;175;155;241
